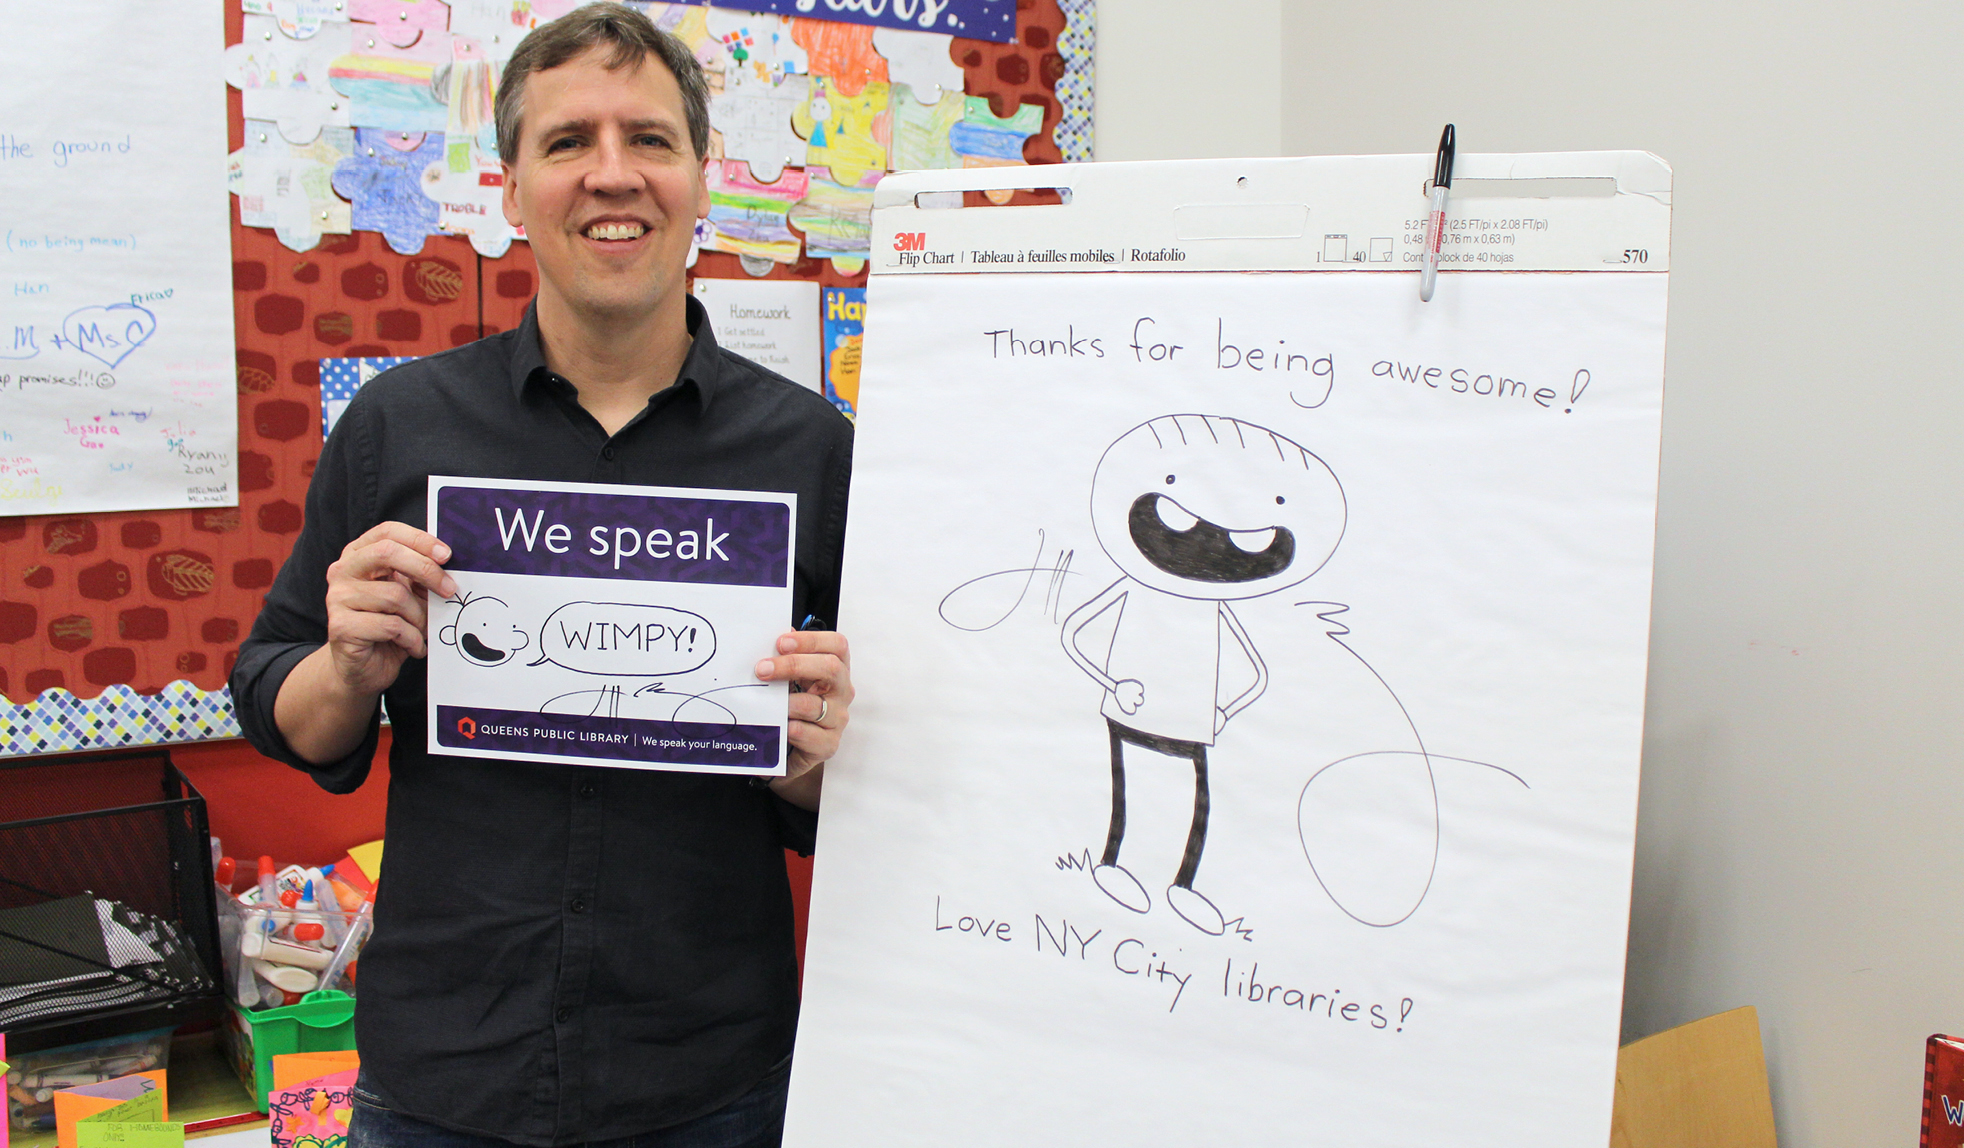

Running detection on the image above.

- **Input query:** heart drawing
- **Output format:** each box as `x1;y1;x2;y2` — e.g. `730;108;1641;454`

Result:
60;302;157;369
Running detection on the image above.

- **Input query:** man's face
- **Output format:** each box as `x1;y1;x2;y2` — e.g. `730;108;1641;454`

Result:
501;47;710;324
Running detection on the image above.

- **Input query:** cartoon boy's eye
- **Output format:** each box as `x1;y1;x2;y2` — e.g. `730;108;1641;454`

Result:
1276;496;1286;504
1164;474;1176;484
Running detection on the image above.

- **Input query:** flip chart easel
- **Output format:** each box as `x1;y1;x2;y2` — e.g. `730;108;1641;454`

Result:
787;152;1672;1147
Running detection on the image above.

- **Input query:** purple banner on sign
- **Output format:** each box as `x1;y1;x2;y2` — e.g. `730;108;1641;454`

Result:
693;0;1016;43
436;705;781;770
438;485;790;587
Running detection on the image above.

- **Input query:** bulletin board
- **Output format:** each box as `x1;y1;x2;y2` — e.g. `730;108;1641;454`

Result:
0;0;1090;755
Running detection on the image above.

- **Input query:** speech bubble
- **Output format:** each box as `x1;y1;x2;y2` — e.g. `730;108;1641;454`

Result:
527;601;717;676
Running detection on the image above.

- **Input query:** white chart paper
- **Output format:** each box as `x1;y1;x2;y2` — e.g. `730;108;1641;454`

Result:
427;477;794;776
0;0;238;513
788;156;1670;1148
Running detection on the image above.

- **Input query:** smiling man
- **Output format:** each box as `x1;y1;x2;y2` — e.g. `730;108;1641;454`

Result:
230;7;854;1148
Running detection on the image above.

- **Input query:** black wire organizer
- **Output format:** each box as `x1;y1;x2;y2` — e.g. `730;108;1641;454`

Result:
0;748;225;1053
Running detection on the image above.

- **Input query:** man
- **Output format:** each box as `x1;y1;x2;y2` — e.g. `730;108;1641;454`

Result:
230;6;853;1146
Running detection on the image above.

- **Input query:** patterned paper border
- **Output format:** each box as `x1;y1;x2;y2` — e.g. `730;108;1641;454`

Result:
1056;0;1095;163
0;680;241;757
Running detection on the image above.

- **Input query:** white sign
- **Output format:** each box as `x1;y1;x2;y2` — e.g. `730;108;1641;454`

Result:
692;278;821;390
426;476;795;776
787;156;1670;1147
0;0;238;513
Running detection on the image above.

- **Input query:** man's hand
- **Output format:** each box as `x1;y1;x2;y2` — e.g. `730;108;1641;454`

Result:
755;630;851;811
275;522;457;765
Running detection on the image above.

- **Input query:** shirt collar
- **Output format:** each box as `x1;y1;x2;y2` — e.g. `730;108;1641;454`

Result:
508;294;721;414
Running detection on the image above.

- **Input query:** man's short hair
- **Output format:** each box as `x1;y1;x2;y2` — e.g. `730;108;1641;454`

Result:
494;2;711;166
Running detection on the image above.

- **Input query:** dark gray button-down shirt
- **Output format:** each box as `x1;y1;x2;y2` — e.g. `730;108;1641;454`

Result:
231;296;851;1144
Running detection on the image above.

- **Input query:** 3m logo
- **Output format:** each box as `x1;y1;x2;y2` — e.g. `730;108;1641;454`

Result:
893;232;926;251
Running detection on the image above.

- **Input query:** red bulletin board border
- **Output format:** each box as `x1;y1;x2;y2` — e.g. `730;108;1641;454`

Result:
2;0;1075;728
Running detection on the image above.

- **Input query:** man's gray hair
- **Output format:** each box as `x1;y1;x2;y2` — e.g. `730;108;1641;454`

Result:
493;2;711;166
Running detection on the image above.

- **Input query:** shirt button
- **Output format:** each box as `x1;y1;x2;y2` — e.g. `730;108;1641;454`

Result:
556;1008;572;1024
570;896;587;914
579;780;596;798
601;446;616;460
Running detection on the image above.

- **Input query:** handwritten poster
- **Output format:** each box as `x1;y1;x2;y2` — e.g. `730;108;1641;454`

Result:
786;157;1671;1146
693;278;822;391
427;477;794;775
0;0;237;514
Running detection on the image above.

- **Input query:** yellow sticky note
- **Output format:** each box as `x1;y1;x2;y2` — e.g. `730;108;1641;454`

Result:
75;1122;183;1148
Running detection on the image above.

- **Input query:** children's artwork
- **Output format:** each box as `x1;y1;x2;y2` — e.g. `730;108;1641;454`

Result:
426;477;795;775
320;356;416;439
346;0;451;48
708;68;810;185
328;33;453;133
872;28;962;105
252;0;349;40
691;279;821;390
446;0;580;62
790;18;886;97
820;287;862;417
0;0;238;515
704;8;808;83
225;16;356;144
707;0;1017;43
331;128;447;254
788;167;879;272
702;160;809;264
420;36;518;256
949;94;1042;167
885;84;963;171
267;1068;355;1148
231;121;357;253
53;1073;166;1148
785;156;1673;1146
792;77;889;189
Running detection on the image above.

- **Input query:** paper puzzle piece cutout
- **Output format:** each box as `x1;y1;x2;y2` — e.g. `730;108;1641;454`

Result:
702;160;808;264
418;36;518;254
444;0;580;60
886;83;962;171
332;127;447;254
329;30;453;132
871;28;961;105
792;76;889;188
245;0;350;40
226;17;355;144
689;217;706;269
704;8;807;84
348;0;452;47
268;1068;357;1148
791;18;886;97
949;95;1043;167
708;68;808;185
231;119;356;251
647;4;726;73
788;165;879;271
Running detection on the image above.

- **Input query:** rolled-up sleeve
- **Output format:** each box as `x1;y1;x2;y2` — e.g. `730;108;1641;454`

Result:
228;395;382;794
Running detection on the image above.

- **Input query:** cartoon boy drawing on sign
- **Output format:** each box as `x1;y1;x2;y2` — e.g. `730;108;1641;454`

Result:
1062;414;1346;935
437;592;529;667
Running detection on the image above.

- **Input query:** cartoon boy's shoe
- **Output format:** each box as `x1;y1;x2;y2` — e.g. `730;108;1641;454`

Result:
1167;884;1226;935
1093;863;1151;913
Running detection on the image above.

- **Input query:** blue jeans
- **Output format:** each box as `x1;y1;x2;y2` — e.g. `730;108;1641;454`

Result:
347;1058;791;1148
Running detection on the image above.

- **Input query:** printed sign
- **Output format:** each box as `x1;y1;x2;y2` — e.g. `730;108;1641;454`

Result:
427;476;795;775
708;0;1017;43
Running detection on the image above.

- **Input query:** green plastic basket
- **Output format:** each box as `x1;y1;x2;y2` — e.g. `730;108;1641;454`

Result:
223;989;357;1110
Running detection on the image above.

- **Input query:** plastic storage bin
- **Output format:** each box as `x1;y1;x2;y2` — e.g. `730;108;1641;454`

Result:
2;1026;173;1132
220;989;357;1111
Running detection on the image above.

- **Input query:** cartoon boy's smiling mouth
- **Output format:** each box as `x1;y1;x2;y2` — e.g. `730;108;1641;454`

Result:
460;632;510;664
1128;492;1297;583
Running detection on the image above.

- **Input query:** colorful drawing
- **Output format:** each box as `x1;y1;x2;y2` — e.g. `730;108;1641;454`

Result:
792;76;889;188
331;128;447;254
949;95;1043;167
249;0;349;41
446;0;581;62
820;287;863;417
328;32;453;133
231;119;357;252
789;166;879;272
702;160;809;264
421;36;519;256
872;27;961;105
704;8;807;84
267;1069;356;1148
791;17;887;97
347;0;453;48
887;84;963;172
224;16;355;144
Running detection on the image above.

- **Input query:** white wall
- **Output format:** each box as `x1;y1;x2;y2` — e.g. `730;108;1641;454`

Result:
1097;4;1964;1146
1093;0;1281;161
